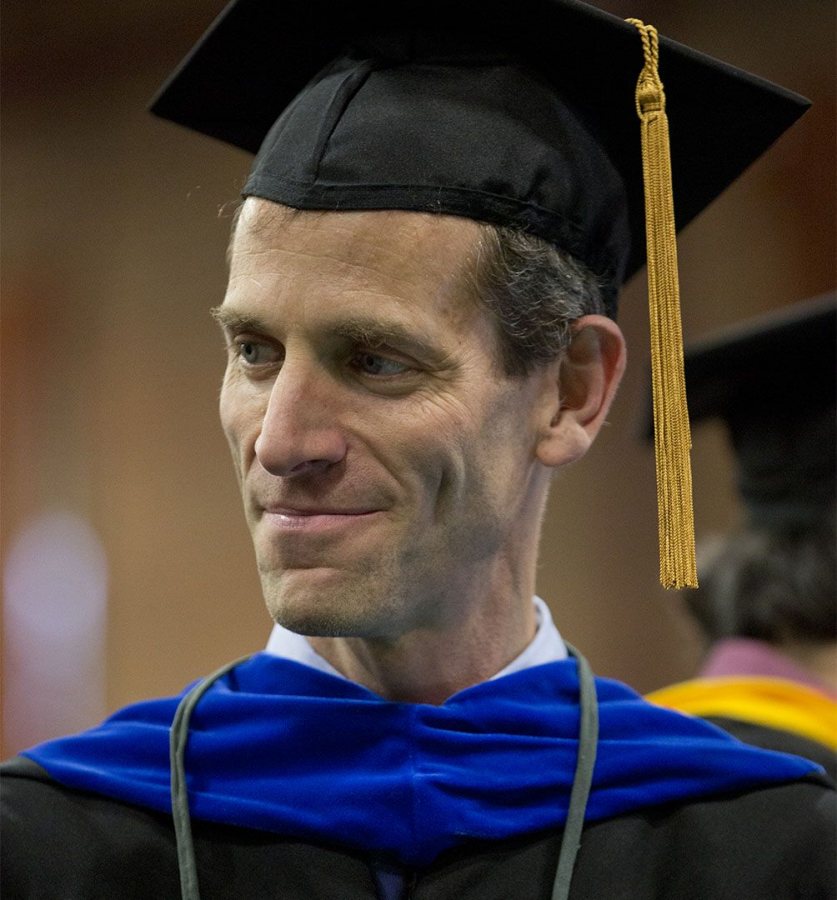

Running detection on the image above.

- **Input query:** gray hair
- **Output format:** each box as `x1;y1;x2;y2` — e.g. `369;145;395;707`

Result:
685;523;837;645
471;225;607;376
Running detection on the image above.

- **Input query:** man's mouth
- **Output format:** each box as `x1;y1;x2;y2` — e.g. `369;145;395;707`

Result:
260;505;382;532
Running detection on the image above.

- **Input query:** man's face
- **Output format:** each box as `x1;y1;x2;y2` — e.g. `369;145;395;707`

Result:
217;199;552;642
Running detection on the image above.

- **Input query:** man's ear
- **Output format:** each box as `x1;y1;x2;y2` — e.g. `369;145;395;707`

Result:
535;315;627;468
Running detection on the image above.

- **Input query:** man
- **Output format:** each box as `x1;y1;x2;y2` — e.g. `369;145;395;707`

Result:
648;295;837;779
2;2;834;898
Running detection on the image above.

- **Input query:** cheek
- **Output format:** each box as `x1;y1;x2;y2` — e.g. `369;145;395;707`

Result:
219;374;262;464
403;397;497;513
459;389;538;497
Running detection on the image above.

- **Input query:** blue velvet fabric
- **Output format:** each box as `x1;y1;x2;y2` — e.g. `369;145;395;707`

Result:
23;653;819;867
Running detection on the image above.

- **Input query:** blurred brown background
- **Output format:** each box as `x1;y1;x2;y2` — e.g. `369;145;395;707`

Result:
2;0;834;757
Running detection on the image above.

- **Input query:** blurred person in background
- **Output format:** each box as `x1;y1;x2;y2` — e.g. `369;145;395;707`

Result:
649;294;836;779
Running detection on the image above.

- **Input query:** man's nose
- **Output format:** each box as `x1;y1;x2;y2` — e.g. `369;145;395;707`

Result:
254;360;347;478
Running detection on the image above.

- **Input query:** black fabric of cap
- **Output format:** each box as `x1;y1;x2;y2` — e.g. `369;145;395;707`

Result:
242;37;630;308
680;294;836;530
151;0;810;315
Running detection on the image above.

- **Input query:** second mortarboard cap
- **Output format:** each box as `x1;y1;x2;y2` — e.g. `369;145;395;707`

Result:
682;294;837;531
151;0;810;587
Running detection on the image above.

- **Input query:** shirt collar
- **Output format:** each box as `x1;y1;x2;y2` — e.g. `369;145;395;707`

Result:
264;595;567;682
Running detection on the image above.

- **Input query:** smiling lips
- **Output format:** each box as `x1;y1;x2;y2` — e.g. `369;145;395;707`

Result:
261;506;382;532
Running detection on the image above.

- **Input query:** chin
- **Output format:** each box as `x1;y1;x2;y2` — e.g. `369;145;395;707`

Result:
261;567;404;639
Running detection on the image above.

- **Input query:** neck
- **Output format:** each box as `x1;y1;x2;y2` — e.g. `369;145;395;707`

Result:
308;580;538;705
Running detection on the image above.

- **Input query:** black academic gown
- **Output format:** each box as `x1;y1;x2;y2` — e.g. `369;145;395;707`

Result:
2;756;834;900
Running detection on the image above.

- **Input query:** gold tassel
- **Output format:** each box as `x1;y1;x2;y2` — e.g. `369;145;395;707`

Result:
626;19;698;589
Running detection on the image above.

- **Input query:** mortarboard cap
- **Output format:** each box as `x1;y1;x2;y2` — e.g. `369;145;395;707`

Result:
151;0;810;588
150;0;808;315
679;294;836;531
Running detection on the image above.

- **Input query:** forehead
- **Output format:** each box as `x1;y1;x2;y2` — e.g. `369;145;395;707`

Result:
229;198;482;300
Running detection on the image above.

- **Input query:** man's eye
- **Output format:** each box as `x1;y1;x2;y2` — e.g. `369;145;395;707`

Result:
353;352;410;376
235;339;276;366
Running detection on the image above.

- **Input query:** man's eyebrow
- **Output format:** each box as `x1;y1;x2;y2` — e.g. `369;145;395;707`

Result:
332;317;448;362
209;306;266;333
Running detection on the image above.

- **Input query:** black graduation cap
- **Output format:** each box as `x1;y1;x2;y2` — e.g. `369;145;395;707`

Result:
151;0;809;316
680;294;836;530
150;0;811;588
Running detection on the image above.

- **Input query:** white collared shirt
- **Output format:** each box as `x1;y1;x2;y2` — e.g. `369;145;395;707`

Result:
264;595;566;683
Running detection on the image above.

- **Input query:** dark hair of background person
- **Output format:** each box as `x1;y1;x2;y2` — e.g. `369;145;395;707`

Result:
686;521;837;646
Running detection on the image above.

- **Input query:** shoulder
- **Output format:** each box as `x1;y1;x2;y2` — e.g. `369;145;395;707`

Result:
2;756;184;898
0;757;377;900
412;777;836;900
575;775;835;898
